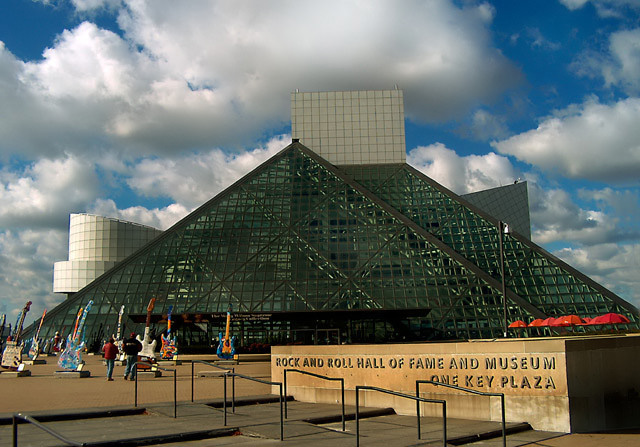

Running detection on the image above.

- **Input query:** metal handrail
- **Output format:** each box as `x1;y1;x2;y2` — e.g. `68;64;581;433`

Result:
134;362;178;418
12;413;85;447
355;385;447;447
283;368;345;431
190;360;235;411
223;372;284;441
416;380;505;447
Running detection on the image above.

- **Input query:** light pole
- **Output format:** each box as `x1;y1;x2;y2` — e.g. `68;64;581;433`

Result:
498;221;509;338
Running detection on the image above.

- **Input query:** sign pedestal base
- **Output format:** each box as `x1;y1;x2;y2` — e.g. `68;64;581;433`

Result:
24;359;47;365
157;360;182;366
54;370;91;378
137;370;162;378
0;370;31;377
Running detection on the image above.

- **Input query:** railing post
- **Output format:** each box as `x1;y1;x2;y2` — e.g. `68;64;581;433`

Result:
341;378;345;432
12;414;17;447
232;367;236;413
191;361;194;402
416;381;421;440
173;369;177;418
443;401;447;447
223;372;227;426
501;394;506;447
284;369;288;418
134;363;138;407
279;383;284;441
355;386;360;447
416;388;421;440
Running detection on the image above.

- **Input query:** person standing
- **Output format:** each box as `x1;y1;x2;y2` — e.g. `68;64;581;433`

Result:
53;332;61;353
102;337;119;381
123;332;142;380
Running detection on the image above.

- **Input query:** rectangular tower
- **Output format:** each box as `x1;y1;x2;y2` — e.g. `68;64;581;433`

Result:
291;89;406;165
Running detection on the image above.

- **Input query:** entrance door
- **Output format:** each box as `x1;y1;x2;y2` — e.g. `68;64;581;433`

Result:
315;328;340;345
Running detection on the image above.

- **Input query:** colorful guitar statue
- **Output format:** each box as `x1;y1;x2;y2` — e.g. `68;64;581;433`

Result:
137;298;157;360
1;300;32;369
58;300;93;370
217;305;236;360
114;305;125;361
28;308;47;360
0;314;6;352
161;305;177;360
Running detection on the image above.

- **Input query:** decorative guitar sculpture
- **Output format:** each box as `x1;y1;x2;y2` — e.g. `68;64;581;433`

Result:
114;305;125;361
161;305;177;360
217;305;236;360
0;314;5;353
137;298;157;360
28;309;47;360
1;300;32;369
58;300;93;370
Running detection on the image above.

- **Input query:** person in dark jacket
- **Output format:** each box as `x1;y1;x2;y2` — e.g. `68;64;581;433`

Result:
122;332;142;380
102;337;119;381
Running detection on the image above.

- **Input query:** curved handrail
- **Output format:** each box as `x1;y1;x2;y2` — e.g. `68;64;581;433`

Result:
284;368;345;431
222;372;284;441
133;362;178;418
416;380;505;447
12;413;85;446
190;360;235;408
355;385;446;447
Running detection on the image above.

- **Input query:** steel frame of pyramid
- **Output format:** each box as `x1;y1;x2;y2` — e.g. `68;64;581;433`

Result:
26;142;639;351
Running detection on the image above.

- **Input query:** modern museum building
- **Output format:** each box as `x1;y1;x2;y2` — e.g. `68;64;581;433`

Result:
25;90;639;352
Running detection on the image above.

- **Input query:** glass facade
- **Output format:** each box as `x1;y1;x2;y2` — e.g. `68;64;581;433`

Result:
26;142;639;352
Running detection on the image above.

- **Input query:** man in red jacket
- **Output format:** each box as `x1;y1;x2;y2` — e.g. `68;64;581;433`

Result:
102;337;119;381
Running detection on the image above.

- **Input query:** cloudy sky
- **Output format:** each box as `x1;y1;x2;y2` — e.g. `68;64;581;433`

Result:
1;0;639;326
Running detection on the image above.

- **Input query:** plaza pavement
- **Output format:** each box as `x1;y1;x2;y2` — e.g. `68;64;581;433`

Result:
1;354;639;446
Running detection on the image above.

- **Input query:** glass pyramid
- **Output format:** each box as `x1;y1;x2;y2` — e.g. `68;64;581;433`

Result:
27;142;639;350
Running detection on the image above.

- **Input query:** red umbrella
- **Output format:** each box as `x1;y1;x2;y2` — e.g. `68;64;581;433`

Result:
508;320;527;328
590;313;630;325
553;315;585;326
582;317;592;324
540;317;557;326
528;319;544;327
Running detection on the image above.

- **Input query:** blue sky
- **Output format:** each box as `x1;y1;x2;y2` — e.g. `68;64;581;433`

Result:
0;0;639;326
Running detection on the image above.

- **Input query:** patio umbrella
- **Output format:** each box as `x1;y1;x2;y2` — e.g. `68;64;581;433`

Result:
528;319;544;327
541;317;557;326
590;313;630;325
508;320;527;328
553;315;585;327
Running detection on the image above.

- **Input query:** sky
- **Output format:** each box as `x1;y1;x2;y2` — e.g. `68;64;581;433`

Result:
0;0;639;327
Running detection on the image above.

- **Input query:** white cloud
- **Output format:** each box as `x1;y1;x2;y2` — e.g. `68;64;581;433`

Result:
559;0;590;9
491;97;640;183
529;186;620;245
71;0;121;11
0;155;99;229
467;109;509;140
0;1;521;159
585;188;640;222
572;28;640;95
529;184;640;246
126;134;287;208
88;134;290;227
555;243;640;308
88;199;189;230
407;144;637;248
603;29;640;94
560;0;640;18
407;143;518;194
526;28;561;51
0;229;67;327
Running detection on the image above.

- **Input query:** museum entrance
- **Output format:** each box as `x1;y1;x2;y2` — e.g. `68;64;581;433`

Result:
130;308;432;354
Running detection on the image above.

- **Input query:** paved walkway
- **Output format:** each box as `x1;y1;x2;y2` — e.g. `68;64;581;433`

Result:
1;355;639;446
